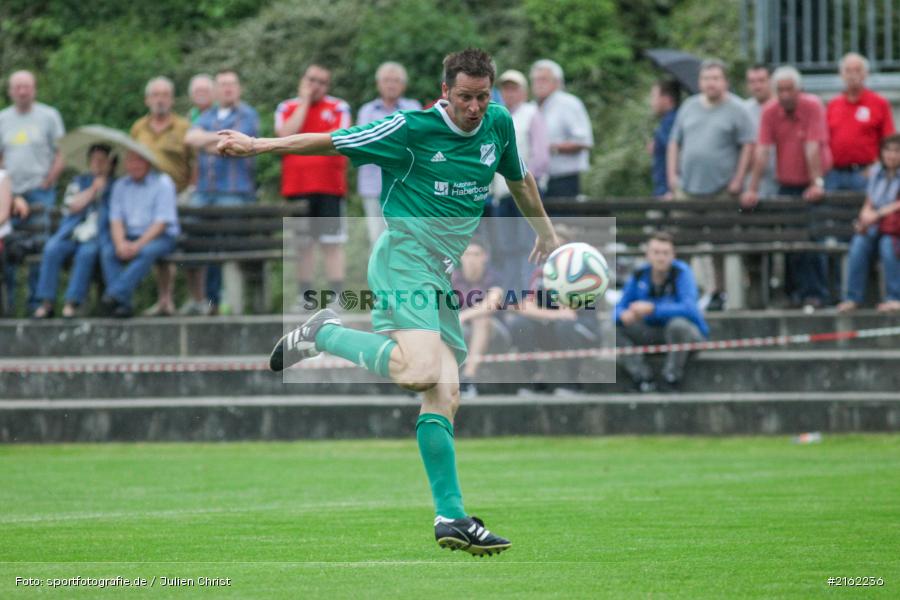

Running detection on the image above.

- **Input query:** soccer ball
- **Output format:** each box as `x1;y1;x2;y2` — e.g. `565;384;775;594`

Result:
542;242;611;308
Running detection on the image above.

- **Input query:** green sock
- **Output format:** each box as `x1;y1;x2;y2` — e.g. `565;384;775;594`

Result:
416;413;466;519
314;324;395;379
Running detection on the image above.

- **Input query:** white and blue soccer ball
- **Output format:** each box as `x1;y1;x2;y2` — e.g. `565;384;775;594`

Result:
542;242;611;308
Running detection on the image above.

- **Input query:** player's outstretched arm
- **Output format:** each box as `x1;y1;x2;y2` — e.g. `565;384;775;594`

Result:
506;172;560;263
216;130;340;157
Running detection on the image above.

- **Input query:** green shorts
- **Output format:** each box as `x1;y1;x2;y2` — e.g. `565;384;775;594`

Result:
367;230;467;366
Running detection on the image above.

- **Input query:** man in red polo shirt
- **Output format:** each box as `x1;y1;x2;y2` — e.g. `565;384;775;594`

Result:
742;66;832;308
826;53;895;192
275;64;351;305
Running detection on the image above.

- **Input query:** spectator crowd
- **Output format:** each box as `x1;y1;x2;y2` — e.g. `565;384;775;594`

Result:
653;52;898;312
0;50;898;394
0;57;597;319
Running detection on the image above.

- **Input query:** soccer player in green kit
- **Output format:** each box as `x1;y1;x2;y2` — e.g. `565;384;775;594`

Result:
218;49;560;557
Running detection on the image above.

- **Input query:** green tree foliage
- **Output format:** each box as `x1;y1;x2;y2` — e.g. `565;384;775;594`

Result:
179;0;367;196
181;0;365;112
666;0;745;74
41;25;181;131
0;1;270;78
4;0;737;198
518;0;673;196
522;0;633;99
354;0;484;105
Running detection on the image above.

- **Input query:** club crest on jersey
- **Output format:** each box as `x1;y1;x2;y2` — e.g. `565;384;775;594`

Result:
480;143;496;167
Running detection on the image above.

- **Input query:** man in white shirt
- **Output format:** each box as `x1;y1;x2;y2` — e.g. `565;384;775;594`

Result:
529;59;593;197
488;69;550;292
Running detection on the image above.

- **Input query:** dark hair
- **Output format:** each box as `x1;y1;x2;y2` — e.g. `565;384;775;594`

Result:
880;134;900;167
304;63;331;76
442;48;495;89
87;143;112;158
467;234;489;253
747;63;771;75
699;58;728;79
654;79;681;105
649;231;675;246
880;133;900;150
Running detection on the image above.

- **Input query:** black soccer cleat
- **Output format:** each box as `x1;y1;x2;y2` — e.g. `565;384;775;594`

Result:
434;516;511;557
269;308;342;372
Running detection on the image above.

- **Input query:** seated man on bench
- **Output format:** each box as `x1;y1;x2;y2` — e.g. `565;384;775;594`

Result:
100;150;179;318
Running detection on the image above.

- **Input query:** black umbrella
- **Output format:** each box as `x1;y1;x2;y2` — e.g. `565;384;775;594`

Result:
645;48;703;94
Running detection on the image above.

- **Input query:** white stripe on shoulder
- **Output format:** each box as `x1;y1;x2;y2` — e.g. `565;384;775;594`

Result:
333;117;405;149
333;113;404;144
333;116;400;143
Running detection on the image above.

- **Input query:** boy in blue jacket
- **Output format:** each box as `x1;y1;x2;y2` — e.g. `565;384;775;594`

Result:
614;232;708;391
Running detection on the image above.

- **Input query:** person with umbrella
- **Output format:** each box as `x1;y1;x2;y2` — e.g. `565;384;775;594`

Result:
32;143;116;318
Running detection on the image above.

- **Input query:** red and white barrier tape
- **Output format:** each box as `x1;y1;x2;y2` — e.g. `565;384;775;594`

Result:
2;325;900;375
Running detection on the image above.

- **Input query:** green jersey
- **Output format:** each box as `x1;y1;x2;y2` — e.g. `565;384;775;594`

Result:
331;100;527;264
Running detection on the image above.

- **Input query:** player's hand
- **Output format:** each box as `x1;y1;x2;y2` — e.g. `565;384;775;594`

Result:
727;178;743;195
217;130;256;157
529;231;561;264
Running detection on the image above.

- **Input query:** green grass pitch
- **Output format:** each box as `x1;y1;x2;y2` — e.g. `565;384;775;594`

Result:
2;435;898;598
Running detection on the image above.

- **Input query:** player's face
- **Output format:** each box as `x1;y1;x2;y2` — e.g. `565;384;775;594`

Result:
699;68;727;101
646;240;675;273
745;69;771;102
443;73;492;132
145;82;173;116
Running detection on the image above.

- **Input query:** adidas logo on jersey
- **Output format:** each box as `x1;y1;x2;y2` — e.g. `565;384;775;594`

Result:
430;151;447;162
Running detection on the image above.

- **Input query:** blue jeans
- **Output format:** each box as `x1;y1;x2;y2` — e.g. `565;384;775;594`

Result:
190;192;254;304
3;187;57;311
780;184;829;303
844;229;900;303
35;226;100;305
101;235;176;307
545;174;580;198
825;169;868;192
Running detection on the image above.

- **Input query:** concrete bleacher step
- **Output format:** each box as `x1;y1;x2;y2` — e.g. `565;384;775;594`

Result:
4;350;900;399
3;392;898;442
1;311;898;358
